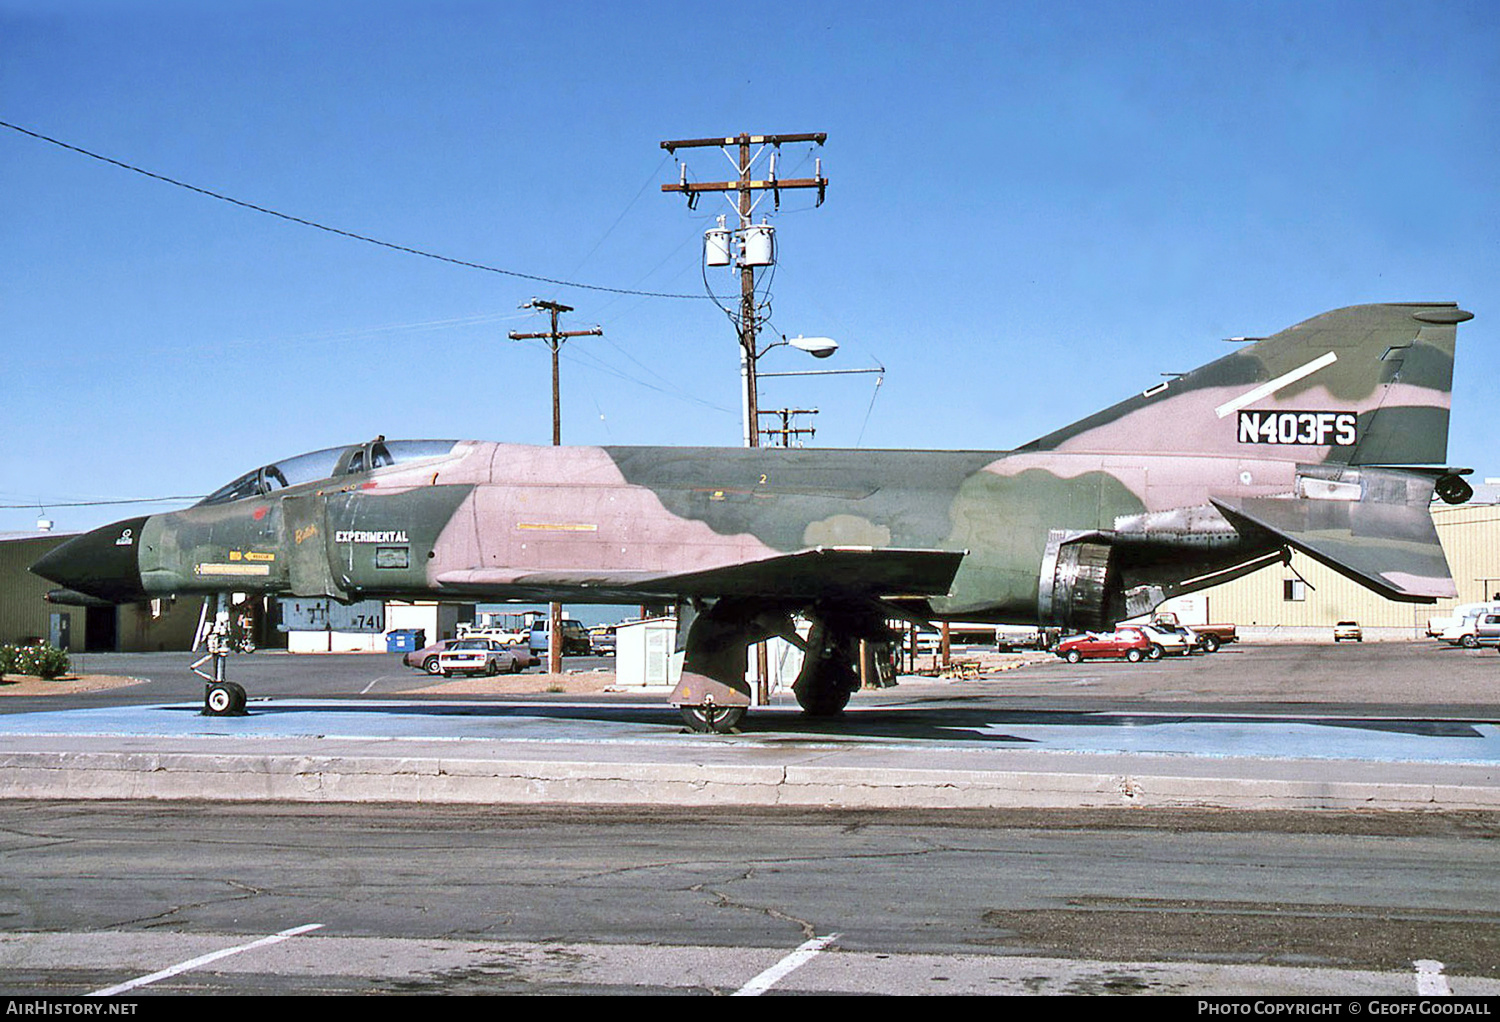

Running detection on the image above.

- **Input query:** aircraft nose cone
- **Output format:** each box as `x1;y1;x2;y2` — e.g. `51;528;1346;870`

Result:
30;517;150;603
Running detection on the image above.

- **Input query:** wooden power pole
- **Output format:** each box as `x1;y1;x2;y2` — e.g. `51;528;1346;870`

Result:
509;300;602;446
660;133;827;447
508;300;602;673
758;407;818;447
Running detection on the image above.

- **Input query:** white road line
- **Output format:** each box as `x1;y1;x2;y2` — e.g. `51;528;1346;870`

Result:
88;924;324;996
1214;350;1339;418
732;933;840;996
1415;959;1451;996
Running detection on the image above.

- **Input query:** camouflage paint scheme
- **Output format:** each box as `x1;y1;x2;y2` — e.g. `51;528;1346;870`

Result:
32;303;1474;729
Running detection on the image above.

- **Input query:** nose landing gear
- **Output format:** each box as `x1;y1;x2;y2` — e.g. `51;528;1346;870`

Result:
191;595;251;716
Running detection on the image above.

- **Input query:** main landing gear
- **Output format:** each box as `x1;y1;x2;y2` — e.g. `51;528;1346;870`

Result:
679;704;747;734
670;600;761;734
670;600;889;734
790;618;862;718
191;594;251;716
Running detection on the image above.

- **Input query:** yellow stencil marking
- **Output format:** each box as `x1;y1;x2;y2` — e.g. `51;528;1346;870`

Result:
194;563;271;577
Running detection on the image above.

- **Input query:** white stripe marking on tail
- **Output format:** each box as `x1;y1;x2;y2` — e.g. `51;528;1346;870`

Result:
1214;351;1339;418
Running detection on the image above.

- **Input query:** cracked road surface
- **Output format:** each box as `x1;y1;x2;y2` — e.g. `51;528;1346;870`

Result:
1;802;1497;995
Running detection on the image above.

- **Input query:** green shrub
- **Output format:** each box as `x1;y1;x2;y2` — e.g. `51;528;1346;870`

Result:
1;643;70;680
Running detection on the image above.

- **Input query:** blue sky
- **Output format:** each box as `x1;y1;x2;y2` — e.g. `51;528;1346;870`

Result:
2;0;1497;535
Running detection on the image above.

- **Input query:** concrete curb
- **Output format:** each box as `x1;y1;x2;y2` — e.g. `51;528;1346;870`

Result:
3;741;1497;811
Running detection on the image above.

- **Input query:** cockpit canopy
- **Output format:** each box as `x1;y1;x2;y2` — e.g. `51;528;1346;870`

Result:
199;438;461;506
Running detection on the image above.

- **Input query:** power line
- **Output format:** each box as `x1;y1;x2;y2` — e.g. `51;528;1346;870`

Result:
0;496;203;508
854;373;886;448
567;153;671;277
1;118;709;301
560;342;735;416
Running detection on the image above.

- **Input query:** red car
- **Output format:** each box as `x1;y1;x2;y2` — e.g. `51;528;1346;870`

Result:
1055;626;1153;663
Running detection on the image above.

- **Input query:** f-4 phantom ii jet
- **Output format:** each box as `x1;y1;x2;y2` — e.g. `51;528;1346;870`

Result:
33;302;1474;731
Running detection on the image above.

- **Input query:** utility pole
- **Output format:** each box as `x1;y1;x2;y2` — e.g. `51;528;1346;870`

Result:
509;300;602;446
508;300;603;674
758;407;818;448
660;133;828;447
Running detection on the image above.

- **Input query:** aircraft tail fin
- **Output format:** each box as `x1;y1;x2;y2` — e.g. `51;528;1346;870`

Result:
1022;302;1471;465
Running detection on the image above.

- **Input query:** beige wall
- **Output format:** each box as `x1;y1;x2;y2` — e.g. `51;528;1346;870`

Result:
0;534;74;646
117;598;203;652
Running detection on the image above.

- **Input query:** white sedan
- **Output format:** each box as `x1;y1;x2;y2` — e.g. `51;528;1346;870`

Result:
1134;623;1198;658
436;638;525;676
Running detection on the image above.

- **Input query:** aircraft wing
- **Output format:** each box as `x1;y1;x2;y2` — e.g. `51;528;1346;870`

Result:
434;546;966;602
1210;492;1456;602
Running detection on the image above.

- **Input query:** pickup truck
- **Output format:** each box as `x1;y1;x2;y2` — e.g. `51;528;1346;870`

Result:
1152;613;1237;652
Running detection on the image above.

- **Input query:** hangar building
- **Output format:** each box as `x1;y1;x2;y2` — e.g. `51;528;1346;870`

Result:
0;531;201;652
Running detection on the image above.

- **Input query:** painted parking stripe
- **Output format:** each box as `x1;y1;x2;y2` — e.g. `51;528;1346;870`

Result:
1415;959;1451;996
733;933;840;996
88;924;324;996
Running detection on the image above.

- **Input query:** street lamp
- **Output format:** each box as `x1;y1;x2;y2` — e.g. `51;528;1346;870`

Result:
757;335;884;381
785;335;838;359
744;335;868;445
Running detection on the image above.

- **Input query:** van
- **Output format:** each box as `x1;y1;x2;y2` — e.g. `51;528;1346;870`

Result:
529;617;593;656
1473;612;1500;649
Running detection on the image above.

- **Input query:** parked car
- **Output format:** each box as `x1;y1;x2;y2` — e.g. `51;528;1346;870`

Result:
436;638;526;676
1333;621;1363;643
404;638;461;675
994;625;1060;651
1438;603;1500;647
1055;628;1153;663
1426;603;1500;640
458;626;530;646
589;625;617;656
1143;619;1210;655
1133;623;1196;658
407;637;536;674
1471;612;1500;649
